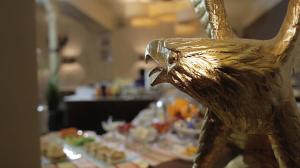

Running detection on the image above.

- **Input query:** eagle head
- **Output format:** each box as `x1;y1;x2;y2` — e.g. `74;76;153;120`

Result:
145;38;278;130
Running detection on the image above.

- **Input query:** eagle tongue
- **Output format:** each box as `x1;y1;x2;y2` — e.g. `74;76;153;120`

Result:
149;67;162;77
150;70;167;86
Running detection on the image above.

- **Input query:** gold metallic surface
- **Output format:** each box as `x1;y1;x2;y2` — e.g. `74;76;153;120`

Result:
145;0;300;167
191;0;235;39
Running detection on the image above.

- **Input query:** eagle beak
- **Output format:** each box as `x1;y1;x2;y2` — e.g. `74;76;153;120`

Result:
145;39;169;86
145;39;166;66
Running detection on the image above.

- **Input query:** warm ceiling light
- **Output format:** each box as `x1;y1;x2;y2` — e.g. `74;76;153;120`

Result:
123;3;148;18
149;2;177;16
118;0;151;3
175;22;197;35
157;14;176;23
61;46;81;58
177;7;197;23
130;17;159;27
148;1;189;17
139;0;151;2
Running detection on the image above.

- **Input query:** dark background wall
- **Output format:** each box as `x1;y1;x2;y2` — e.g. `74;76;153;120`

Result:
244;0;288;40
0;0;40;168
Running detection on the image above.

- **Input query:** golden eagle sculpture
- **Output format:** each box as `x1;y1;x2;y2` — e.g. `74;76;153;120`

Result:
145;0;300;167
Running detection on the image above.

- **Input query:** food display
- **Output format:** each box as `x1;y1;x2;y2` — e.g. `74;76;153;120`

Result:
173;119;202;137
60;128;78;138
118;123;134;134
84;142;126;164
64;136;95;146
129;126;157;142
166;98;200;121
42;158;100;168
41;138;66;162
55;162;77;168
109;150;127;164
41;96;204;168
152;122;170;134
60;128;95;146
183;145;198;157
102;120;125;133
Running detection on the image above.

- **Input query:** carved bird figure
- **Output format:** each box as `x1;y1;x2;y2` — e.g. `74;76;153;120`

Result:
145;0;300;167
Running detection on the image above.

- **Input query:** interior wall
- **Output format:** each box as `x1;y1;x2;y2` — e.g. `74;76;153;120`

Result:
0;1;40;168
58;14;111;84
243;0;287;40
243;0;300;72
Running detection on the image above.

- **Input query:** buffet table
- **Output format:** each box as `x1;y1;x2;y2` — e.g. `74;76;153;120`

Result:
40;95;217;168
41;131;194;168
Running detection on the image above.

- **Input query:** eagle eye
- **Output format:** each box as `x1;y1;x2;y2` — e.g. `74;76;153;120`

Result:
168;55;176;65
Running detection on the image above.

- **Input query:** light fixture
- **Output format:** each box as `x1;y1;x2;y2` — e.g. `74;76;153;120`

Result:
130;17;159;27
174;22;197;35
157;14;176;23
